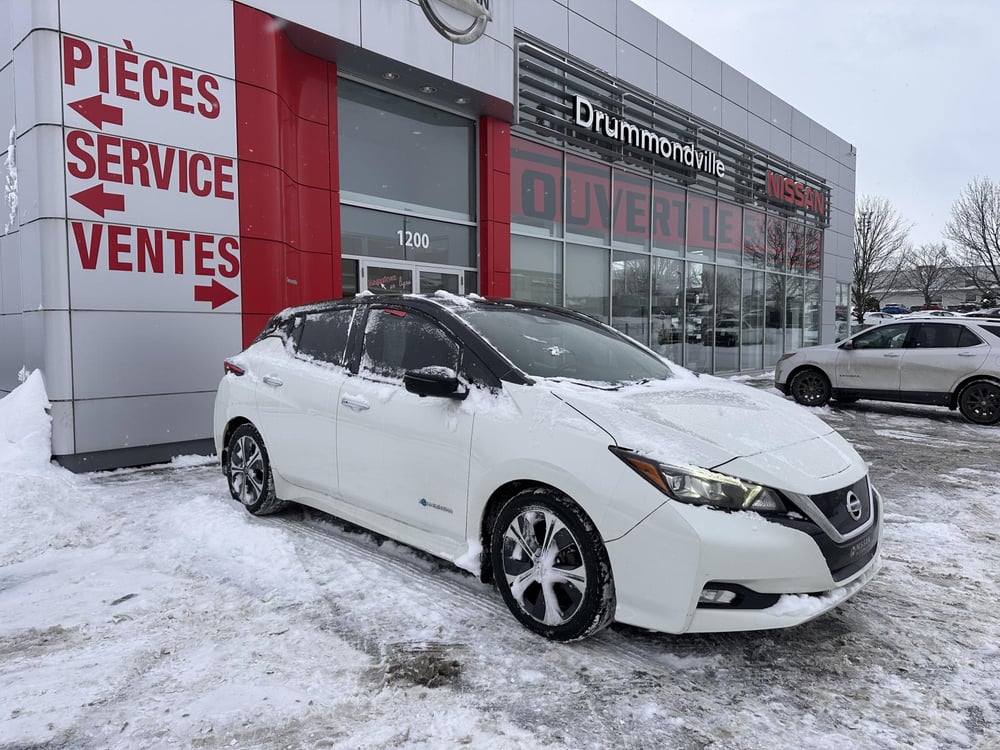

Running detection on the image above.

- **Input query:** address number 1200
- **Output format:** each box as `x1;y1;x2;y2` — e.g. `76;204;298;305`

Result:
397;230;430;249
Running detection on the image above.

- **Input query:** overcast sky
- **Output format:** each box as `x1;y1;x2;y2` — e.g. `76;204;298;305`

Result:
632;0;1000;248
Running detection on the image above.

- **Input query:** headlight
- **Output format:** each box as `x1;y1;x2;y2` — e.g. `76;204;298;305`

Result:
610;446;787;513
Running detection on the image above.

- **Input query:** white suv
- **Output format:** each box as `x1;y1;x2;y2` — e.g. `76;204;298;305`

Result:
776;317;1000;424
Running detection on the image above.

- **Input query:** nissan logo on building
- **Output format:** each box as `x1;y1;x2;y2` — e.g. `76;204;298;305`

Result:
418;0;492;44
845;491;863;522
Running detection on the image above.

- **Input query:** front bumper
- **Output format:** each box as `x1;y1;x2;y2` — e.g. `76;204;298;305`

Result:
605;488;883;634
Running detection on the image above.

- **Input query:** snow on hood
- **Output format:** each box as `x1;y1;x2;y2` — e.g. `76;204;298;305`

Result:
546;374;838;470
0;369;52;471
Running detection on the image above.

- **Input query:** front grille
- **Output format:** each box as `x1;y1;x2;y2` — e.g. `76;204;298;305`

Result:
807;477;872;536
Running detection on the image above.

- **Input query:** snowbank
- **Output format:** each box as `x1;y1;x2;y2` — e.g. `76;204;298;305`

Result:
0;369;52;471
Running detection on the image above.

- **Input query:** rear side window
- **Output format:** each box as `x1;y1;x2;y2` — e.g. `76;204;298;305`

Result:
913;323;971;348
981;325;1000;342
296;309;355;365
361;309;460;377
958;327;983;347
853;323;911;350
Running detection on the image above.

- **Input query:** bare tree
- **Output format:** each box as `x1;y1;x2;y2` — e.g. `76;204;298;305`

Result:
900;242;961;308
853;195;911;323
946;177;1000;302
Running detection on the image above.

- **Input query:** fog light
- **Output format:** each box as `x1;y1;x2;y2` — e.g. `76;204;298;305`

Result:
699;588;737;605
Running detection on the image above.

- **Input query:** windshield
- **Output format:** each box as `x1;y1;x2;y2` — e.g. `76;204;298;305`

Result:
455;305;672;384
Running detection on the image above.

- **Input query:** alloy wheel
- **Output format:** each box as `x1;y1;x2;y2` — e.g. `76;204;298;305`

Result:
501;508;588;627
229;434;265;506
793;370;830;406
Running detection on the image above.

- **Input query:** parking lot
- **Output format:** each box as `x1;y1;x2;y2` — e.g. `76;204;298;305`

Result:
1;384;998;749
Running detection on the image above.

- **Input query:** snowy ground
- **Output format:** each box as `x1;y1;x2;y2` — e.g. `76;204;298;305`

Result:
1;372;998;749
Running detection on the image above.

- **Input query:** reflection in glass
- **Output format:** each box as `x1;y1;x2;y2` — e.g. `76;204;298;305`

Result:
835;282;851;342
612;251;650;344
787;222;806;275
652;182;686;256
652;256;684;364
511;137;563;237
805;226;823;277
716;201;742;266
804;279;821;347
713;266;741;372
341;206;475;267
565;154;610;245
612;171;651;252
419;271;460;295
511;236;563;306
342;259;359;298
339;79;474;220
741;270;765;371
764;273;785;367
686;193;716;262
766;216;786;271
743;209;766;269
566;244;610;322
684;263;714;372
785;276;804;351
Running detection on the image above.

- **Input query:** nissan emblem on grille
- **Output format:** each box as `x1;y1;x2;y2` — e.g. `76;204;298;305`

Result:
846;491;863;521
418;0;492;44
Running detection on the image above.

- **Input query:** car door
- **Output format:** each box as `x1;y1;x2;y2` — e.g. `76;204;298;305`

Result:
899;323;989;397
253;307;355;495
834;322;913;396
336;305;472;542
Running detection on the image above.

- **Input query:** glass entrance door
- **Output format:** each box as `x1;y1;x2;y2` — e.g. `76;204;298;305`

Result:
360;262;463;296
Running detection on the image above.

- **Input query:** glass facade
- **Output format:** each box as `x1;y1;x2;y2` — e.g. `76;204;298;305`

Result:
509;136;825;374
338;79;478;292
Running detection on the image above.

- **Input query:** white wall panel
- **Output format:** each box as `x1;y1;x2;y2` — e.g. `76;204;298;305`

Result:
74;391;217;453
12;30;62;136
70;310;242;399
58;0;235;79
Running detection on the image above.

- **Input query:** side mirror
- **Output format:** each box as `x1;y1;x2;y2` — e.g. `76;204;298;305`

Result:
839;339;854;350
404;367;469;400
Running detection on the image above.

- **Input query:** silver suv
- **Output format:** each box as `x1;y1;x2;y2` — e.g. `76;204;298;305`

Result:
775;317;1000;424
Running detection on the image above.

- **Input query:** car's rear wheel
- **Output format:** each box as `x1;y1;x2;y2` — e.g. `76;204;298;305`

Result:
491;491;615;641
225;423;288;515
957;380;1000;425
790;368;832;407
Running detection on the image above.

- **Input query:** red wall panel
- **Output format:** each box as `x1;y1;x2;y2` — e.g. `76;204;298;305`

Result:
479;116;511;297
234;3;340;346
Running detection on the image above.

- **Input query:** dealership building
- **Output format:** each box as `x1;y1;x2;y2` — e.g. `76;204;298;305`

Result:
0;0;857;469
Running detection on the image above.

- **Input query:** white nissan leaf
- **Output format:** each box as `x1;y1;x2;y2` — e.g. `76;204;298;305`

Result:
214;293;882;641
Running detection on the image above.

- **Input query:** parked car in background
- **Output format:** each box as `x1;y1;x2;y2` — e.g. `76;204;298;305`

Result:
863;312;896;325
897;310;960;319
776;317;1000;425
880;304;910;315
964;307;1000;318
215;293;883;641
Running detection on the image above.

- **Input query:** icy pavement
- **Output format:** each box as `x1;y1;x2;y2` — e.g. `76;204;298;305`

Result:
1;374;999;749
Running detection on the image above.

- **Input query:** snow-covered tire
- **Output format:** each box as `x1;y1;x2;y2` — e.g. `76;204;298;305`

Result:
790;367;831;407
957;379;1000;425
490;490;615;642
225;423;288;515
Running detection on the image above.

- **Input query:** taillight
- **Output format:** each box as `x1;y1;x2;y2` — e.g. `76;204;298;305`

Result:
224;360;245;376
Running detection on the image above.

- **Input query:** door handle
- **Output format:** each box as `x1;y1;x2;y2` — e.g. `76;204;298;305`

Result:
263;375;283;387
882;353;901;358
957;352;977;357
341;395;371;411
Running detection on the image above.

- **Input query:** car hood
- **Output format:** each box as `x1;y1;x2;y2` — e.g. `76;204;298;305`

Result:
543;373;860;490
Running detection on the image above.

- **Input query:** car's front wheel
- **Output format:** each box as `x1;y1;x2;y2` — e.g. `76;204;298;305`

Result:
491;491;615;641
790;367;832;407
957;380;1000;425
225;423;288;515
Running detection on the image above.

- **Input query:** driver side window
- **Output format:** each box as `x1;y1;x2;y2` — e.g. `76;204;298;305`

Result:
853;323;911;350
361;309;461;378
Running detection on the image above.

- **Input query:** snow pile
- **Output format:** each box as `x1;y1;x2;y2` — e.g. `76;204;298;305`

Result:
0;369;52;470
